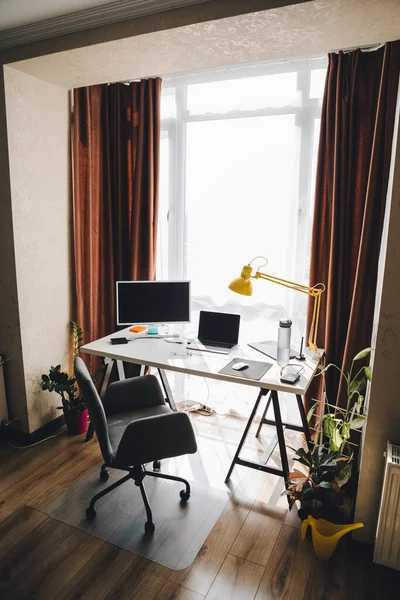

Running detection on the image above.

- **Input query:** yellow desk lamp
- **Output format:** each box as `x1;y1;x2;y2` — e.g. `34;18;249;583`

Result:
228;257;325;353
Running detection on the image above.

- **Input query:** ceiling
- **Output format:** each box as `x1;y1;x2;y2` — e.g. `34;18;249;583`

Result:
0;0;118;30
7;0;400;90
0;0;212;48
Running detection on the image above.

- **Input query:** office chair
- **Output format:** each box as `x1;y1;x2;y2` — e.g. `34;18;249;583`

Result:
74;357;197;534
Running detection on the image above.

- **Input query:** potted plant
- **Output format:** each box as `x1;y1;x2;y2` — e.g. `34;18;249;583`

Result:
286;444;353;523
41;322;88;435
286;446;364;559
308;347;372;452
285;347;372;558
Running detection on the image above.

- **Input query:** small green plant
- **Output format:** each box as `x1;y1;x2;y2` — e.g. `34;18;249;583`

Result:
41;321;86;414
286;445;353;521
41;364;85;413
71;321;83;358
308;347;372;452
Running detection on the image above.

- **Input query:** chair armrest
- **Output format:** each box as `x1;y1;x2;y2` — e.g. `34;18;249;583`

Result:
114;411;197;467
103;375;165;416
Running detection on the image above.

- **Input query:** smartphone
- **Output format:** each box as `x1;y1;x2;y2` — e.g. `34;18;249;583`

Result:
280;366;301;384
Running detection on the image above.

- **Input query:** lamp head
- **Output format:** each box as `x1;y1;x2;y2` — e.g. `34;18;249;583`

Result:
228;265;254;296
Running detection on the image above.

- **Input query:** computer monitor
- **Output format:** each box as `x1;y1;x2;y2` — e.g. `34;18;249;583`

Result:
116;281;191;326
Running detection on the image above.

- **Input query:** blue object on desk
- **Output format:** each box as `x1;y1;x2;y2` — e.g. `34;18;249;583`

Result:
147;325;159;335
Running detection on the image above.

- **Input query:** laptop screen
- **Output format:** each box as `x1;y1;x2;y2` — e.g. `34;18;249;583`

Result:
198;311;240;345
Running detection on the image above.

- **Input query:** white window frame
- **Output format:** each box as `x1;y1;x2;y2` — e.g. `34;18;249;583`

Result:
159;56;327;337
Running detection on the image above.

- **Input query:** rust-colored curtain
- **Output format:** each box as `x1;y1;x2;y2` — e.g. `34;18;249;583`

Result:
72;79;162;372
306;42;400;412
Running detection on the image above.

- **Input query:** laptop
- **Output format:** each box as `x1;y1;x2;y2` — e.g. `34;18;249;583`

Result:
187;311;240;355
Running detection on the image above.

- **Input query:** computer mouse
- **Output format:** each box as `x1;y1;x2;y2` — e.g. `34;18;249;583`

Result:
232;362;249;371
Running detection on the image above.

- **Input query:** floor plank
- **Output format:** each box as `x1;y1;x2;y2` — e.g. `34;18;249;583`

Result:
204;553;264;600
57;542;137;600
0;505;47;560
168;489;253;596
230;501;286;567
0;437;100;514
0;517;74;593
12;527;103;600
105;556;171;600
352;549;400;600
303;538;355;600
155;581;205;599
255;524;315;600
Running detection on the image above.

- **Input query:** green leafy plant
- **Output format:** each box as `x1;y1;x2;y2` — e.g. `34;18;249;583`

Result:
308;347;372;452
41;364;85;413
41;321;86;414
72;321;83;358
286;445;353;521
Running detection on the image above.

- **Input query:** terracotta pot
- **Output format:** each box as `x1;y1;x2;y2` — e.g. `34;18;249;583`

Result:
64;408;88;435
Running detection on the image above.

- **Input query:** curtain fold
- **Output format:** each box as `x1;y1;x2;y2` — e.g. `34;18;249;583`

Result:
72;79;161;372
306;42;400;412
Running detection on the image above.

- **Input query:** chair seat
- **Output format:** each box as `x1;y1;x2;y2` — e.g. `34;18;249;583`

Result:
108;405;172;456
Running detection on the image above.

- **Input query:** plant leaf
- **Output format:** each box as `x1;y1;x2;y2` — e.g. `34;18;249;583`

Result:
330;429;343;452
353;348;371;361
307;402;318;423
350;415;367;430
335;463;352;487
364;366;372;381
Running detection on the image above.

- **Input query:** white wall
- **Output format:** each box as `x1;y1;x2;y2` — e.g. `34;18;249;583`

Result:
3;66;70;433
355;85;400;543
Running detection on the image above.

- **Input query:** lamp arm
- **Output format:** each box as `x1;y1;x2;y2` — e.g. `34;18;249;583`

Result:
253;271;323;298
253;270;324;352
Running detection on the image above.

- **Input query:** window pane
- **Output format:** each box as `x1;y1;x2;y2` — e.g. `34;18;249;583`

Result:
310;69;326;99
160;90;176;119
185;114;299;342
156;133;169;279
187;72;300;115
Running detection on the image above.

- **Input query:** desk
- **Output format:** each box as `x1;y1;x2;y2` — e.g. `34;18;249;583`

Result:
81;329;322;489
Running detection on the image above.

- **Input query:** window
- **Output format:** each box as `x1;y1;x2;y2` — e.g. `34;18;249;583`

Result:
157;57;327;413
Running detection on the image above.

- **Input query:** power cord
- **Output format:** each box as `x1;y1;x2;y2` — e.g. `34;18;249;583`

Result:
4;426;66;450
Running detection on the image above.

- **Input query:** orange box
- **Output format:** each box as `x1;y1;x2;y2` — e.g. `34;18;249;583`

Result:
129;325;147;333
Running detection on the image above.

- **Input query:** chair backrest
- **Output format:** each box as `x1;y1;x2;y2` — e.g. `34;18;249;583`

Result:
74;357;113;464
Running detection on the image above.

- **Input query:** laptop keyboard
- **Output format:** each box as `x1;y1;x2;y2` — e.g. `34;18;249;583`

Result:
203;341;232;349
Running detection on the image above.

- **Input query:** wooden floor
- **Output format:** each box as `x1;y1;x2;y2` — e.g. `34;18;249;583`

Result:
0;411;399;600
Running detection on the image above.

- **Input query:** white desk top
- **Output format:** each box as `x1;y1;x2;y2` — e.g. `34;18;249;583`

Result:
81;328;323;395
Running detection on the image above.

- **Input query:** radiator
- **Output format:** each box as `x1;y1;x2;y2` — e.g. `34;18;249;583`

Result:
374;442;400;570
0;356;8;423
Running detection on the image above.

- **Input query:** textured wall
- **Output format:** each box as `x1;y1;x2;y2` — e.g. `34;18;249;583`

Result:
8;0;400;89
355;87;400;543
3;67;70;433
0;70;28;431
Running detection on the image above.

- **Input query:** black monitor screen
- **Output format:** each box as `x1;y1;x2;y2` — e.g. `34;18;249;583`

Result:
198;311;240;345
116;281;190;325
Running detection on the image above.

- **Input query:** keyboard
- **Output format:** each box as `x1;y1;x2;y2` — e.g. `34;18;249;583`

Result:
202;341;233;349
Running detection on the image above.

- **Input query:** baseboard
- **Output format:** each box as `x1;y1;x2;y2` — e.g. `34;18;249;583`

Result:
0;414;65;447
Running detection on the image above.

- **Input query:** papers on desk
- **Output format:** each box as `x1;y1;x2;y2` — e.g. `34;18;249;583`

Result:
219;358;273;381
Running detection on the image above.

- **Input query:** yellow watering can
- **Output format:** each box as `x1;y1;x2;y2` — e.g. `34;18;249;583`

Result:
301;515;364;560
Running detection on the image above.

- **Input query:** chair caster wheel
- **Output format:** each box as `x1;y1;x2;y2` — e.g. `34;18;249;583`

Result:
86;507;96;520
145;521;155;535
153;460;161;472
100;469;109;481
180;490;190;503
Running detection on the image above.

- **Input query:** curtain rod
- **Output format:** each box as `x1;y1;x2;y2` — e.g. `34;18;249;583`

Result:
111;42;385;86
329;42;384;54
